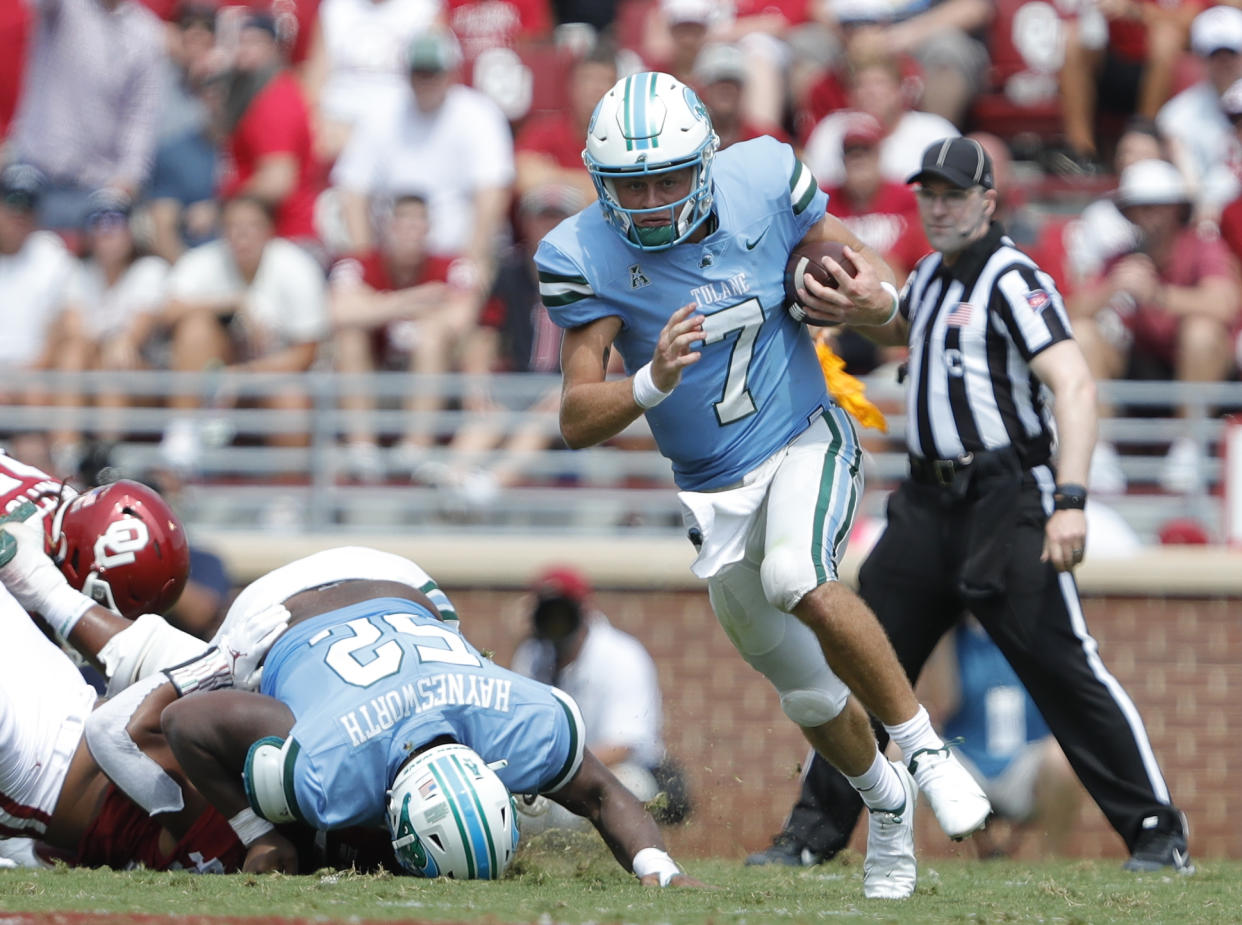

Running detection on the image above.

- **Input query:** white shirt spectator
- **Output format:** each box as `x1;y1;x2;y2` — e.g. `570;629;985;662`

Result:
167;239;328;349
803;109;959;188
315;0;440;128
511;614;666;770
1156;82;1242;214
0;231;74;367
63;255;169;342
331;85;516;257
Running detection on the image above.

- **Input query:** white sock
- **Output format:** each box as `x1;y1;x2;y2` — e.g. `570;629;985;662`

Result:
884;706;945;764
845;751;907;812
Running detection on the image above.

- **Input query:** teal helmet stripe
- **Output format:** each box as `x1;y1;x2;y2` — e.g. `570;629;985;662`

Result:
625;72;660;153
428;760;479;879
622;74;635;151
447;753;500;878
646;71;659;150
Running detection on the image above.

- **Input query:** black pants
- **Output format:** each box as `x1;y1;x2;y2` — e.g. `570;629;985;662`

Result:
781;466;1184;854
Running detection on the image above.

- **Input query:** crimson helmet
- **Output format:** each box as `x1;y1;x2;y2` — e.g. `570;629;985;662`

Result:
47;479;191;618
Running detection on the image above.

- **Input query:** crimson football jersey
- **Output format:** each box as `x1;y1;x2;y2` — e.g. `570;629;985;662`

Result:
73;785;245;872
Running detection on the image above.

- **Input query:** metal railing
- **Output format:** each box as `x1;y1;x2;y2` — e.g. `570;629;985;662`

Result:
2;370;1236;541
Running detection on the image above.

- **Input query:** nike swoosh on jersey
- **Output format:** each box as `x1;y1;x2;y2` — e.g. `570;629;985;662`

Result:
745;227;769;249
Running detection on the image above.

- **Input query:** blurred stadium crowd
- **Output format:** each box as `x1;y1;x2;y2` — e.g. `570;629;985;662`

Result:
3;0;1242;537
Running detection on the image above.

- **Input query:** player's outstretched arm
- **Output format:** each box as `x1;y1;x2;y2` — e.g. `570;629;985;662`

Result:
548;750;707;888
162;690;299;873
0;520;207;687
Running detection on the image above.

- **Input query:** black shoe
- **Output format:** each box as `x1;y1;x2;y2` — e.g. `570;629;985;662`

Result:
1123;828;1195;875
745;834;824;867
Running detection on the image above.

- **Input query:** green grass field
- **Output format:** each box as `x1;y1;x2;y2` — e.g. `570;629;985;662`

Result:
0;835;1233;925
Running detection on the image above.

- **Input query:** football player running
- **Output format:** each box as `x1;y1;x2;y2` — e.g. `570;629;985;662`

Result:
534;72;989;898
0;536;704;886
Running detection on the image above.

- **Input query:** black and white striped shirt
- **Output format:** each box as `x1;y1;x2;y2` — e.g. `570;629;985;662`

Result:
900;223;1074;466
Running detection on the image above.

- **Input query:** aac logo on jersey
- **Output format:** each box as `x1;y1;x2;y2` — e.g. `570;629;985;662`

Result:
630;264;650;289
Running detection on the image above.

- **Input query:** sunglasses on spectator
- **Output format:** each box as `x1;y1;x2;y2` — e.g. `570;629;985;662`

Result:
1;192;37;212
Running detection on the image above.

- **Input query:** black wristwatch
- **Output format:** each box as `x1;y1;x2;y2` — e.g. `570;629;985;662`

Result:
1053;483;1088;510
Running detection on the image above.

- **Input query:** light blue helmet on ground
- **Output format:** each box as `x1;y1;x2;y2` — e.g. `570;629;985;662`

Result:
386;742;518;879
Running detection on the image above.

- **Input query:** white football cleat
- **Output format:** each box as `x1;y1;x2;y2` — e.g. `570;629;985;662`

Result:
908;744;991;840
863;760;917;900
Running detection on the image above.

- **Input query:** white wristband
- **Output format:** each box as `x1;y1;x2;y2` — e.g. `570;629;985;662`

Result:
869;281;909;325
229;807;276;846
632;362;674;410
632;847;680;886
43;585;97;639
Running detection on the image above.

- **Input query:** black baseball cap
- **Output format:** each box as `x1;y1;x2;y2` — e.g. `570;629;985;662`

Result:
907;137;994;190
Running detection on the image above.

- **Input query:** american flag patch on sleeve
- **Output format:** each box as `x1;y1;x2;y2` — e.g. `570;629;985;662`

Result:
946;302;973;326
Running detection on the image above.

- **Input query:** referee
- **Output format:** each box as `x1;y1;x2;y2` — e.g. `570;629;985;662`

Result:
753;137;1191;873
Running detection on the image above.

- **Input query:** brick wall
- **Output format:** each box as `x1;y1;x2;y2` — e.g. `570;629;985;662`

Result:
452;588;1242;863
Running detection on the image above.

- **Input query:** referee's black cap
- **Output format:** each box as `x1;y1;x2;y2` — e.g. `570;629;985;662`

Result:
907;137;994;190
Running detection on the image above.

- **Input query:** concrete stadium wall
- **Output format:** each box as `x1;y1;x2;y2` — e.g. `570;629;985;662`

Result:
205;533;1242;862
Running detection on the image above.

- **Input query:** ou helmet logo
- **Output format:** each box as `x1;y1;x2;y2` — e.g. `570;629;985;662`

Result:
93;519;151;569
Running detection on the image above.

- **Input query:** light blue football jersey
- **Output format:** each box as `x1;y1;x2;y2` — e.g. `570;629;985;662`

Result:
259;598;585;831
537;135;839;490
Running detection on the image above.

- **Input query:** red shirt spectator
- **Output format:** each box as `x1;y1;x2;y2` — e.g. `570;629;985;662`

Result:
445;0;554;121
218;0;321;65
331;248;457;364
513;43;616;202
826;180;929;279
1112;225;1237;363
0;0;30;137
219;17;321;240
515;113;584;172
821;113;929;277
446;0;552;65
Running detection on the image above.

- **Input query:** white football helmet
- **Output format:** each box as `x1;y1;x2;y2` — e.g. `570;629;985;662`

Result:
386;743;518;879
583;71;719;251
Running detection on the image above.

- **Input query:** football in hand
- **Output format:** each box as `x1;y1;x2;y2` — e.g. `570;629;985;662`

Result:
784;240;859;326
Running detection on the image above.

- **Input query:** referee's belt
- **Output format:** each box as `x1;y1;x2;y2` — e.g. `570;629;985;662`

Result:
908;452;974;486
